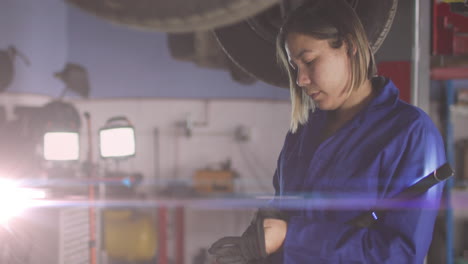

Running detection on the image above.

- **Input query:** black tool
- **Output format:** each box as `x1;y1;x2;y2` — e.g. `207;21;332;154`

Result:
348;163;454;228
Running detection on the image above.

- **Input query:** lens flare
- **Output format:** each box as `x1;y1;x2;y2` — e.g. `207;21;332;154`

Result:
0;179;46;224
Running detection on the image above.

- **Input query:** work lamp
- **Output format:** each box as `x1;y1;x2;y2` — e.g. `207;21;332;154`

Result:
43;131;80;161
40;100;81;161
99;117;135;159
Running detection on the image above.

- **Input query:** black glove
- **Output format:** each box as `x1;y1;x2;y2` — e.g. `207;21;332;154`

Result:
208;214;266;264
208;208;288;264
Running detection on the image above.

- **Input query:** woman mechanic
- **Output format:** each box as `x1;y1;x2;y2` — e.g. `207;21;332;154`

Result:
209;0;447;263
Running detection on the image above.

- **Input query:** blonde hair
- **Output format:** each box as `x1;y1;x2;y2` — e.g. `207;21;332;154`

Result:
276;0;377;133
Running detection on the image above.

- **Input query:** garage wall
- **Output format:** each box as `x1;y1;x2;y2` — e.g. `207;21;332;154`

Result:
71;97;290;195
0;92;290;263
70;97;290;264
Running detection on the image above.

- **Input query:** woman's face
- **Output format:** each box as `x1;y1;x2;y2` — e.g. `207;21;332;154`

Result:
285;33;352;111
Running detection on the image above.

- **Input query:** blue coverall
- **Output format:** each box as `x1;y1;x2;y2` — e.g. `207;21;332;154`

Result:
270;77;446;263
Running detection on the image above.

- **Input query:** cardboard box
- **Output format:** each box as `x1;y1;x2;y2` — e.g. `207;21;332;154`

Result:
194;170;234;193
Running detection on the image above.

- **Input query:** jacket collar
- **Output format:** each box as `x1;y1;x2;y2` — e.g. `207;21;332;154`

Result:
311;76;400;129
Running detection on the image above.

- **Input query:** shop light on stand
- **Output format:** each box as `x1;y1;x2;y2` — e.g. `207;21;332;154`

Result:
41;100;82;162
43;131;80;161
99;116;136;159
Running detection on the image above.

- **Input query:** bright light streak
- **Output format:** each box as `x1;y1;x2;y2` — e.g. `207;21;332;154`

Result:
0;179;46;224
43;132;80;161
99;127;136;158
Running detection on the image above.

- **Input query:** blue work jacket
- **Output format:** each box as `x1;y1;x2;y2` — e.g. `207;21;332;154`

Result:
270;77;446;264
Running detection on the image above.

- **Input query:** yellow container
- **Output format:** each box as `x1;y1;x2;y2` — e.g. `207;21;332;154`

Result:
104;210;157;262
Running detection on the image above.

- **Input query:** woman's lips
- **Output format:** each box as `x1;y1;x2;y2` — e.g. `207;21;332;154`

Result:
309;91;321;100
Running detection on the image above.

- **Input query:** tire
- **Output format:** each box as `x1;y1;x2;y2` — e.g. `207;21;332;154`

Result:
354;0;398;53
66;0;279;33
214;0;399;88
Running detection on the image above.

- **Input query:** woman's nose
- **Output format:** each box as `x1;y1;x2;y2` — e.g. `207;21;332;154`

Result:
296;68;310;87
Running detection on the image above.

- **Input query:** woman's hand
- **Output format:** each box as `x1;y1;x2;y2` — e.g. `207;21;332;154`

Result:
264;218;287;254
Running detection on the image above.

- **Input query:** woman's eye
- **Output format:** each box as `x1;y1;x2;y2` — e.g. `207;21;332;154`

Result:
305;60;315;66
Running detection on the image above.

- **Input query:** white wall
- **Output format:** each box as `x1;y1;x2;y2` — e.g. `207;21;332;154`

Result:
72;97;290;195
0;93;290;192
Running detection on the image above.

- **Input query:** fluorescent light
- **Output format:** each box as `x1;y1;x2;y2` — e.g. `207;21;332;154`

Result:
99;127;135;158
43;132;80;161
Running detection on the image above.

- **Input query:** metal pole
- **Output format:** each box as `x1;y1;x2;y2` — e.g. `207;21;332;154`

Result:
158;207;168;264
84;112;97;264
445;80;455;264
411;0;431;112
175;207;185;264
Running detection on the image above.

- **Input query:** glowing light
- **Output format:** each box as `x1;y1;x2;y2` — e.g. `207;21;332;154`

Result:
99;127;136;158
43;132;80;161
0;179;46;224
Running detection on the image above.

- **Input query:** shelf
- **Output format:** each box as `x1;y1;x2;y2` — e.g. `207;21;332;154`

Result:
432;67;468;80
431;55;468;68
451;104;468;116
431;55;468;80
